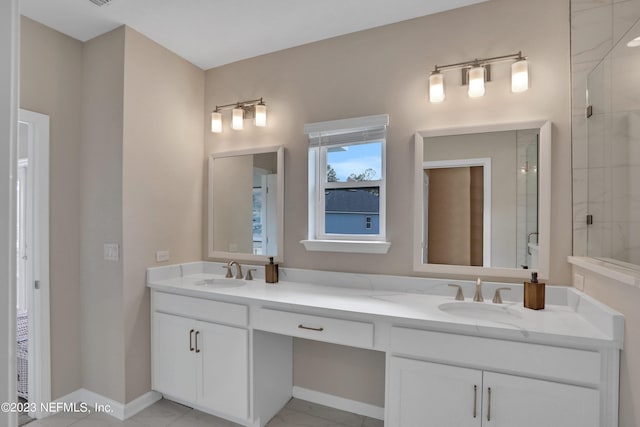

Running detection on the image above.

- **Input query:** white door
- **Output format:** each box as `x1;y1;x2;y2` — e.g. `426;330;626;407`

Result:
197;321;249;420
388;357;482;427
482;371;599;427
152;312;197;403
18;109;51;419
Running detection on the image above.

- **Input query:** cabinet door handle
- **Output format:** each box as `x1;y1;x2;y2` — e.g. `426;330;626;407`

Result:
487;387;492;422
189;329;195;352
298;324;324;332
473;385;477;418
195;330;201;353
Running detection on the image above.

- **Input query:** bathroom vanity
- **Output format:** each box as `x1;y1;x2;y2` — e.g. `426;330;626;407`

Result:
147;262;623;427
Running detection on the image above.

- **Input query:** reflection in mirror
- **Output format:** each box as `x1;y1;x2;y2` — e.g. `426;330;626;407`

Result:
423;130;538;269
414;122;551;280
208;146;284;262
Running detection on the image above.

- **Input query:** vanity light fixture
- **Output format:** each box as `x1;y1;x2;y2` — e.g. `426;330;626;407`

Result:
210;97;267;133
428;51;528;102
627;36;640;47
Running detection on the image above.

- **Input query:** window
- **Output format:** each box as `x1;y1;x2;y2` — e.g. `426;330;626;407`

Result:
302;114;390;254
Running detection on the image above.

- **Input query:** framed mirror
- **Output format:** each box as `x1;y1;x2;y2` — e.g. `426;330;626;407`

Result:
208;145;284;262
413;121;551;279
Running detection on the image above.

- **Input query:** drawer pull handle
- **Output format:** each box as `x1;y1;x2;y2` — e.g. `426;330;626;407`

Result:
473;385;477;418
298;324;324;332
189;329;195;352
195;330;201;353
487;387;492;422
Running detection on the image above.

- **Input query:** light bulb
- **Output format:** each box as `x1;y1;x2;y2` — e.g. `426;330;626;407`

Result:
232;107;244;130
468;66;485;98
429;72;445;103
511;59;529;93
211;111;222;133
254;103;267;127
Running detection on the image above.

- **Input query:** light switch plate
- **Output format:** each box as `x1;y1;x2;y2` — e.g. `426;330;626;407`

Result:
104;243;119;262
574;272;585;291
156;249;170;263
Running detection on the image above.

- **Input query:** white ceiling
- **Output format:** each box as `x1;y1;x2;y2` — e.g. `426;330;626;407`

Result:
20;0;489;70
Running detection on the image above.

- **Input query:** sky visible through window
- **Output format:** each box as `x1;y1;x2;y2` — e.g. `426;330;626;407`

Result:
327;141;382;182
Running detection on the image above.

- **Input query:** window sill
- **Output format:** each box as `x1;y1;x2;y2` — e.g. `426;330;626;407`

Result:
300;239;391;254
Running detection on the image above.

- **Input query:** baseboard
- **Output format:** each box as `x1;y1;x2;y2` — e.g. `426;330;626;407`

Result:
123;390;162;419
292;386;384;420
54;388;161;420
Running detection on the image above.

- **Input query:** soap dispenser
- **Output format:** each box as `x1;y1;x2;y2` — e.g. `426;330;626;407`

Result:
524;272;545;310
265;257;279;284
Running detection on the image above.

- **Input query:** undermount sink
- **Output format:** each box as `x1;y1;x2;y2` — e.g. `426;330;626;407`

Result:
438;301;522;323
193;278;246;288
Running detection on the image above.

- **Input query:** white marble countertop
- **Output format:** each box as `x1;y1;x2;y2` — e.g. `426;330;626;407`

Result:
147;263;624;350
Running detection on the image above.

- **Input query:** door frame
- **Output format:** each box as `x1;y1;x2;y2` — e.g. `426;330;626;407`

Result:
18;109;51;418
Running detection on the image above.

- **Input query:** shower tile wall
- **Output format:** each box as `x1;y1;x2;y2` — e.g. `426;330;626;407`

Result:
571;0;640;262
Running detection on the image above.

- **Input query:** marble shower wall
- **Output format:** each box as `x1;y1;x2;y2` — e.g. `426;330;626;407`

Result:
571;0;640;263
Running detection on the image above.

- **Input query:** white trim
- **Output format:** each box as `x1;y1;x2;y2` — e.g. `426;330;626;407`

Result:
292;386;384;420
300;239;391;254
304;114;389;138
18;109;51;419
1;2;19;426
208;145;284;263
54;388;161;420
122;390;163;419
423;157;492;267
413;120;552;280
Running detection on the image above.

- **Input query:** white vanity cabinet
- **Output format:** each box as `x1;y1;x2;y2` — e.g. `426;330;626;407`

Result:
388;357;599;427
151;291;249;422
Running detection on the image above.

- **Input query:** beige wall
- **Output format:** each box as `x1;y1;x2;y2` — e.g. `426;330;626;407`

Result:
20;21;204;404
122;27;204;402
80;26;126;403
20;17;83;400
205;0;570;405
572;267;640;427
205;0;571;283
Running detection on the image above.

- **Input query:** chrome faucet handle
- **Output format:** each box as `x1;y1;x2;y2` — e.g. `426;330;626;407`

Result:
492;287;511;304
245;268;257;281
222;265;233;278
473;278;484;302
448;284;464;301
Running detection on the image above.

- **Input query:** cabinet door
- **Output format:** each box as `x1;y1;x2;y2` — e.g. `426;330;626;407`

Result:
482;371;599;427
152;312;197;403
197;320;249;420
388;357;482;427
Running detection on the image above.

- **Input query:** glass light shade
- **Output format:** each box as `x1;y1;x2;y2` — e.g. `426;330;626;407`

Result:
468;66;485;98
511;59;529;93
429;72;445;103
232;107;244;130
211;111;222;133
254;104;267;127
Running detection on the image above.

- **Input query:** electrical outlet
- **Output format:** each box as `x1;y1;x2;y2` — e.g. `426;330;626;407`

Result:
156;249;170;263
104;243;119;262
574;273;585;291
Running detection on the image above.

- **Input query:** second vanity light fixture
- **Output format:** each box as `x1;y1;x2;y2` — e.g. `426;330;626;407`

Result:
428;51;529;103
211;97;267;133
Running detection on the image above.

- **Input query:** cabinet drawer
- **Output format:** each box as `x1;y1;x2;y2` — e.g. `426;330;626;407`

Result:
153;291;248;327
254;308;374;348
390;327;601;386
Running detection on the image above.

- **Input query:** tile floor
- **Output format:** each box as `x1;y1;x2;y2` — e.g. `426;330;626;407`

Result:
26;398;384;427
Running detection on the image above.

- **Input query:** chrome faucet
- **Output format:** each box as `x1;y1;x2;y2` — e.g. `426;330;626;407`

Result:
228;261;243;279
473;278;484;302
